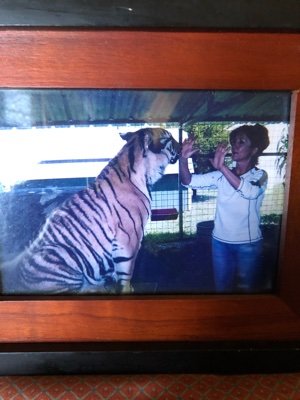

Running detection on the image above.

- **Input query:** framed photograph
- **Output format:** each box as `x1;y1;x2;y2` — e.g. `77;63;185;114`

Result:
0;30;299;344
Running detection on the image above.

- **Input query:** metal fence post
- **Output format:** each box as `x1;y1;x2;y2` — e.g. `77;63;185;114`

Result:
178;124;184;239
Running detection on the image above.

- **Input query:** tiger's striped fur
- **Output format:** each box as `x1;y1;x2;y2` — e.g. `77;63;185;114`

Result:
1;128;179;294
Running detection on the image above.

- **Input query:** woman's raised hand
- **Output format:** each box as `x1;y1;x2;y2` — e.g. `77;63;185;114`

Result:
180;138;199;159
210;142;230;171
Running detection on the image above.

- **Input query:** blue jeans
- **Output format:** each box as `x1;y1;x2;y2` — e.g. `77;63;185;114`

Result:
212;237;264;293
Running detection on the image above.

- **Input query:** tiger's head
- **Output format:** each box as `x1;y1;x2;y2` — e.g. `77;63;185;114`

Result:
120;127;180;187
120;127;180;164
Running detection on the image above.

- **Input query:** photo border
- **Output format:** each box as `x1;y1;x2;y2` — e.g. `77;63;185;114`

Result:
0;30;299;343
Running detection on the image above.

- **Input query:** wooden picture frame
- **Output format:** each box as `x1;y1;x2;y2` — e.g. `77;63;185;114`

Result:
0;29;299;345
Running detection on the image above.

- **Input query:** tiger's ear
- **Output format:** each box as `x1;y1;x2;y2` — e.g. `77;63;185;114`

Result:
120;132;133;142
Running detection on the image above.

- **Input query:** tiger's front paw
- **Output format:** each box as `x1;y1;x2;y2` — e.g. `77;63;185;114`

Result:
119;281;134;294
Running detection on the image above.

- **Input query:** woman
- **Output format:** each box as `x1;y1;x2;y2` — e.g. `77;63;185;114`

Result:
179;124;270;293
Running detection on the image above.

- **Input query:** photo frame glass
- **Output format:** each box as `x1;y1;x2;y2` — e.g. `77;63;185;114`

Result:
0;89;291;296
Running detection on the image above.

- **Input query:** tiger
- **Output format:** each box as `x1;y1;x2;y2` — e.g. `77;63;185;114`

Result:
1;127;180;295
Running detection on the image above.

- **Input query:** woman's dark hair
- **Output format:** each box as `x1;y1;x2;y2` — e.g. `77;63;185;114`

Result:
229;124;270;165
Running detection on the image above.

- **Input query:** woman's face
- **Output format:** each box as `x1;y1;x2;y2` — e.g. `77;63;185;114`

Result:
230;133;257;163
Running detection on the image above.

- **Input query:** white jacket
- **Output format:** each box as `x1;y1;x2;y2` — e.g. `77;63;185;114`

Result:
186;168;268;243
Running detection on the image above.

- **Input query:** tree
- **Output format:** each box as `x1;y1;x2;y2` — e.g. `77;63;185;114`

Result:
275;130;288;181
186;122;232;173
